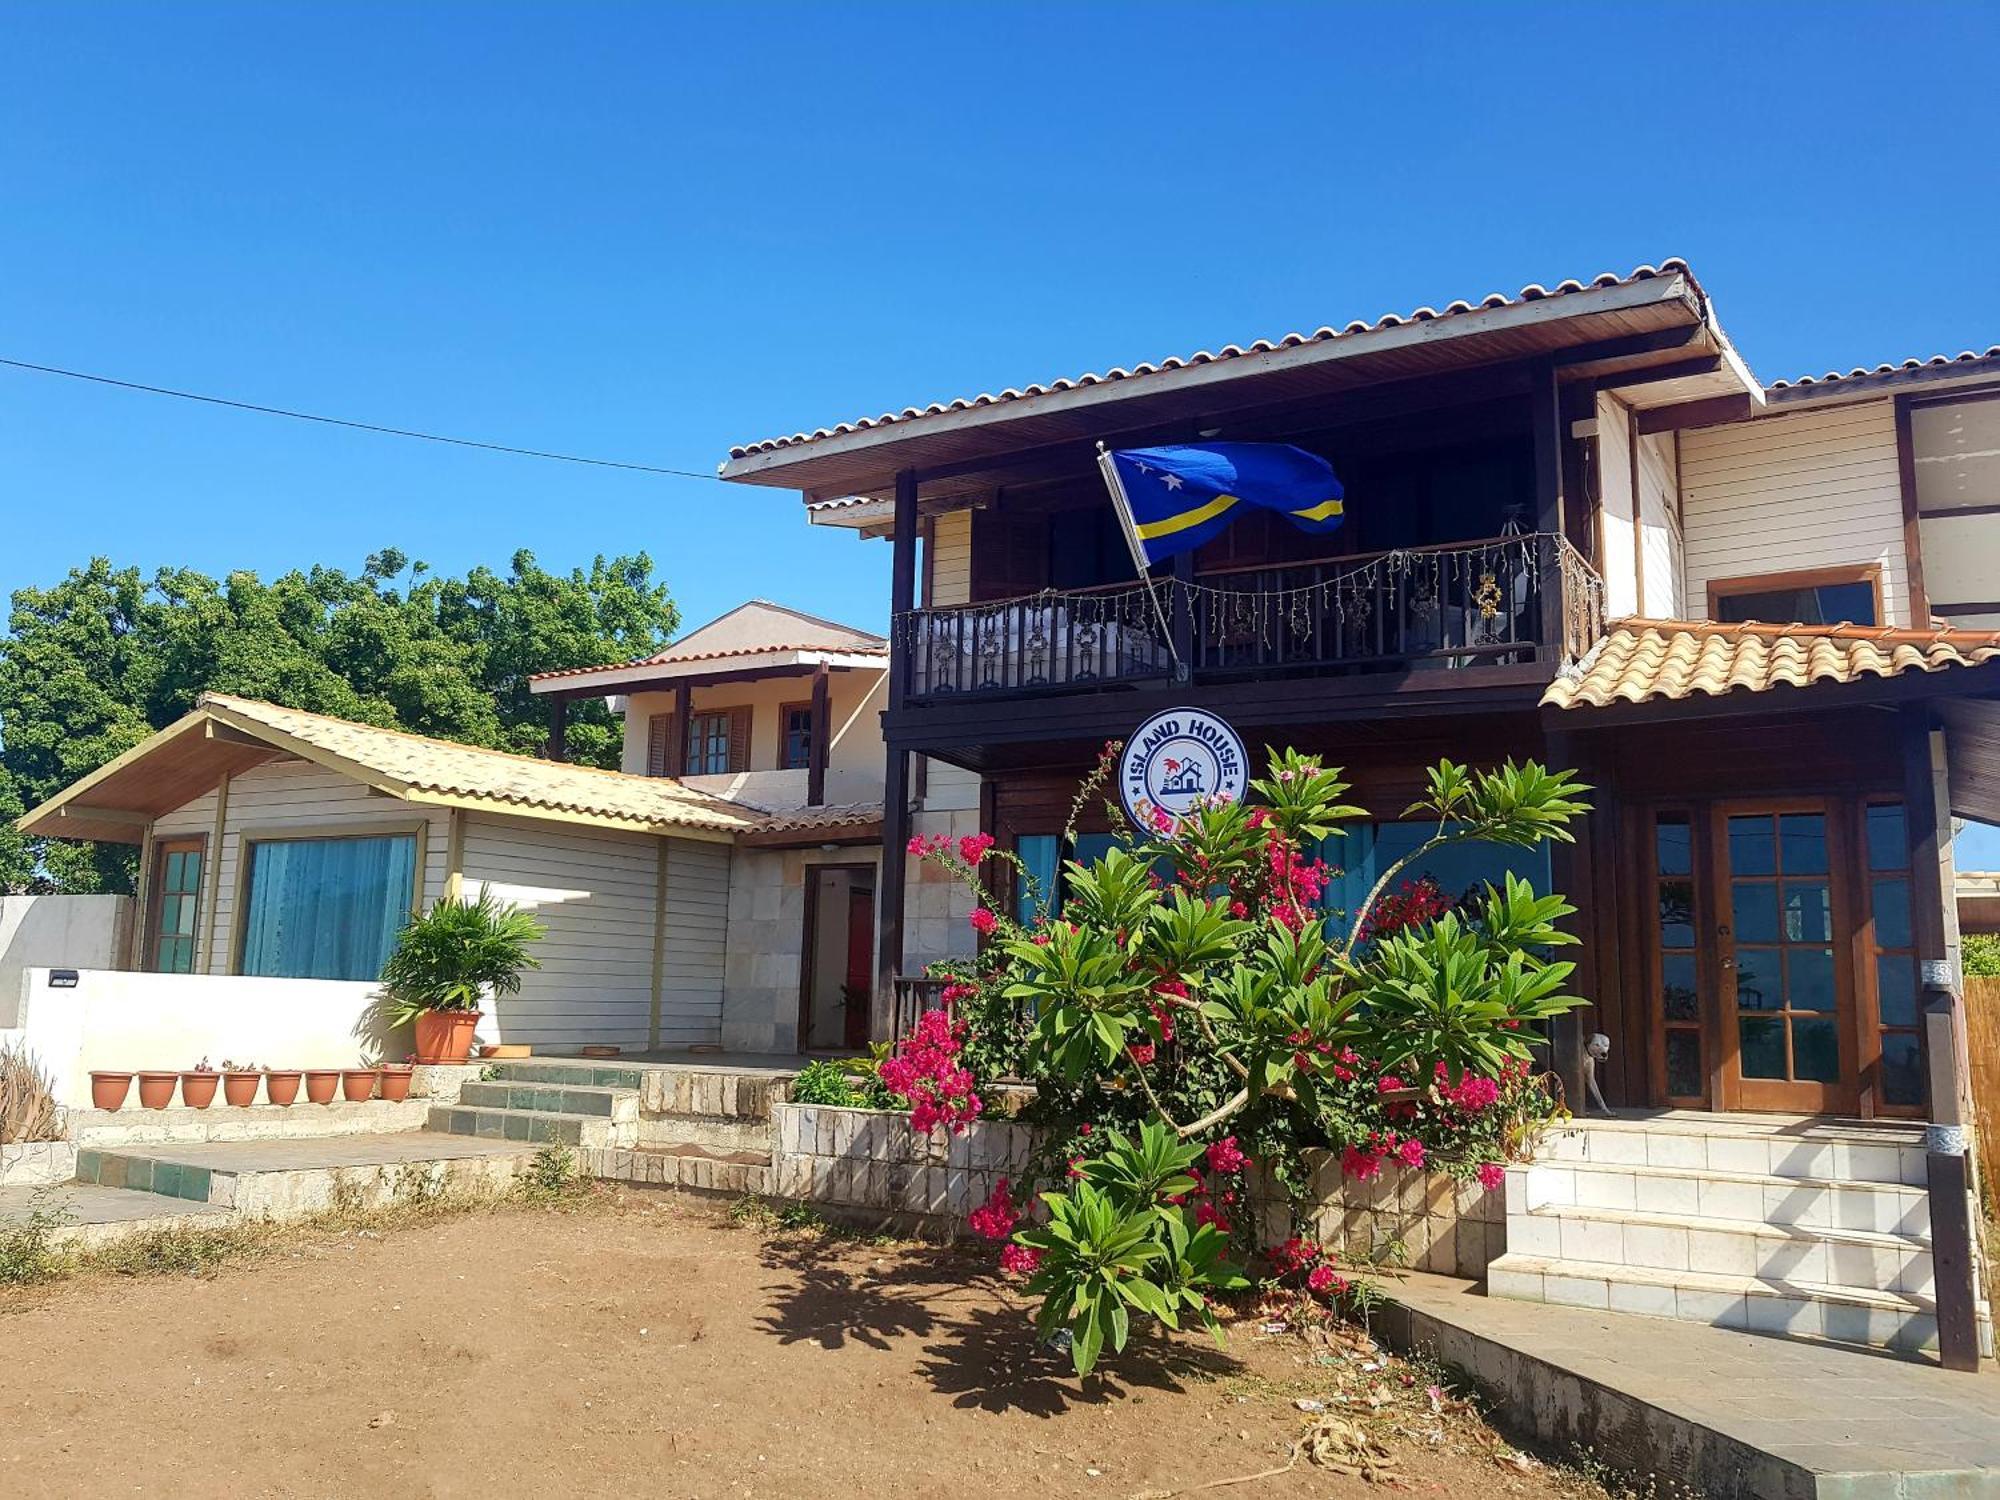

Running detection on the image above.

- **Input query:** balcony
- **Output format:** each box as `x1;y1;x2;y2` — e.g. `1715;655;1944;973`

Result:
896;533;1605;707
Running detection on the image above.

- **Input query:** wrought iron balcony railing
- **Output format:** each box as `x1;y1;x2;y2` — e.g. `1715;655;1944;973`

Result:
896;532;1605;705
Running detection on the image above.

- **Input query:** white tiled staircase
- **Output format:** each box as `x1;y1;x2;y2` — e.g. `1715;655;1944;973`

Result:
1486;1113;1989;1357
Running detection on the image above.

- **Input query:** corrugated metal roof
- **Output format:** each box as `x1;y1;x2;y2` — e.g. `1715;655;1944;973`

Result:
1543;619;2000;711
726;261;1698;460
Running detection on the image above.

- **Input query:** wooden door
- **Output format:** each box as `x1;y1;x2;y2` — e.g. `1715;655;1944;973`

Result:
146;837;205;974
1711;801;1859;1113
842;887;874;1050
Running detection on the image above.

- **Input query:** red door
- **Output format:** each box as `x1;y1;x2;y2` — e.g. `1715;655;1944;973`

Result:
842;888;874;1049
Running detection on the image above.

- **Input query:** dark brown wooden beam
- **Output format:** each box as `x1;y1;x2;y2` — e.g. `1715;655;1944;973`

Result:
672;680;692;776
1551;325;1707;368
806;662;830;807
1635;393;1754;435
875;468;919;1041
1893;395;1933;625
1591;355;1724;391
545;696;567;762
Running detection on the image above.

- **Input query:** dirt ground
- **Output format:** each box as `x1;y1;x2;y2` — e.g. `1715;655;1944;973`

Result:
0;1188;1598;1500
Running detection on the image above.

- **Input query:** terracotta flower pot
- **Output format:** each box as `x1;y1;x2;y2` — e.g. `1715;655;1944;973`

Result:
180;1071;220;1109
264;1069;303;1106
222;1071;262;1107
304;1069;341;1105
412;1010;479;1065
89;1071;134;1111
377;1066;414;1102
341;1068;378;1103
136;1071;179;1110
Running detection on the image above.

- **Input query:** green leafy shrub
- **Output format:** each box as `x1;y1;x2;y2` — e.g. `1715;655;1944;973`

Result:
1965;932;2000;978
379;889;545;1024
789;1059;863;1107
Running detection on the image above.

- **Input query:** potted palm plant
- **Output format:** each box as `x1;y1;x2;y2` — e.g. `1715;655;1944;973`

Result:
379;890;544;1065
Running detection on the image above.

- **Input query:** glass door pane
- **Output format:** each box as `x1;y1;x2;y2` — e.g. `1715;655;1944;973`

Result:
151;842;204;974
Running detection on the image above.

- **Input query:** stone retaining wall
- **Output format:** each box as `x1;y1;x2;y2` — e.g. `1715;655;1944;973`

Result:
0;1139;77;1187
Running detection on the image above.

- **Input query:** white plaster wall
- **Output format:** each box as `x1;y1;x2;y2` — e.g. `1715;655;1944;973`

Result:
1635;428;1684;617
0;895;132;1027
619;670;887;787
9;966;386;1110
1595;392;1639;619
1679;402;1910;625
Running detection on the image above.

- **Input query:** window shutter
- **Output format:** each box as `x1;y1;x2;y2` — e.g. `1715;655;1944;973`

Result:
727;706;752;774
646;713;677;777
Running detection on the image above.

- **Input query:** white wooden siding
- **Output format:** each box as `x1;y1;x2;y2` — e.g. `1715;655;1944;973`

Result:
1635;428;1683;617
658;836;730;1046
930;509;972;607
1679;403;1909;625
460;814;662;1049
149;758;449;975
1595;392;1639;618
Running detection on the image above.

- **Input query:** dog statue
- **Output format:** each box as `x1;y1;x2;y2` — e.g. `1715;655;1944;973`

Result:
1581;1032;1614;1116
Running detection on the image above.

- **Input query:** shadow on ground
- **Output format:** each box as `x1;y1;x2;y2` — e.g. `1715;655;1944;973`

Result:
754;1233;1241;1416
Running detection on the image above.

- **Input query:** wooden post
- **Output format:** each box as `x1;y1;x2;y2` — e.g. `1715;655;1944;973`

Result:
672;680;692;776
807;662;830;807
545;695;567;762
1545;725;1588;1107
874;468;919;1042
1530;360;1568;657
1902;704;1980;1372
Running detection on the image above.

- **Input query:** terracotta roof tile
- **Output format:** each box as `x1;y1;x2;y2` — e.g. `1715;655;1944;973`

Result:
727;261;1695;459
1769;346;2000;393
1543;620;2000;711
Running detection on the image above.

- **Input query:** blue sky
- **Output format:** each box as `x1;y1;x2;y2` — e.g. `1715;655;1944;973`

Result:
4;3;1998;854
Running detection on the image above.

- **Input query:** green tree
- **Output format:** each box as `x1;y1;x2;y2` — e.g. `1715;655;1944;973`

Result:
0;550;678;893
1966;933;2000;979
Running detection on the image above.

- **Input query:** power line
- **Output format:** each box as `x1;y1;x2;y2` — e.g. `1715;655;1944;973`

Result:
0;355;724;481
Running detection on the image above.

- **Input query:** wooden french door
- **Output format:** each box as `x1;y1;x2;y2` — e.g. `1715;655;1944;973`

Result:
146;837;206;974
1710;800;1859;1113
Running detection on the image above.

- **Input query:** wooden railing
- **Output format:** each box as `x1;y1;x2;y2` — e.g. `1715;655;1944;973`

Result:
896;533;1605;705
888;974;950;1042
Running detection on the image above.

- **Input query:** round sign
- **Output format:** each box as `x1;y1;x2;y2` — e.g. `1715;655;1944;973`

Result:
1119;707;1250;831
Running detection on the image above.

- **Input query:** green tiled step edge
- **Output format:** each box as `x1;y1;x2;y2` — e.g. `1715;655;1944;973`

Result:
74;1149;214;1204
456;1081;632;1118
425;1105;605;1147
488;1062;646;1090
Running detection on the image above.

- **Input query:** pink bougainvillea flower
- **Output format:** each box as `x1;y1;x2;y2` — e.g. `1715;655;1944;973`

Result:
906;834;929;856
1377;1075;1405;1094
968;1179;1018;1242
1340;1145;1384;1183
967;907;998;936
998;1243;1042;1276
957;833;996;865
1205;1136;1247;1175
1306;1263;1336;1295
1129;1041;1156;1067
1396;1137;1427;1169
1477;1161;1507;1192
1194;1201;1231;1233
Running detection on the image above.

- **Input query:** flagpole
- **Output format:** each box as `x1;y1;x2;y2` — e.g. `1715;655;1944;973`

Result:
1096;443;1185;679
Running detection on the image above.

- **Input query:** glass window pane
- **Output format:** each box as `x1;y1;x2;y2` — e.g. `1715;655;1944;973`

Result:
1876;956;1919;1028
240;835;419;981
1733;882;1779;943
1665;1030;1703;1098
1729;815;1776;876
1866;804;1907;871
1882;1033;1924;1108
1872;878;1912;949
1782;882;1833;942
1735;953;1781;1010
1655;814;1692;876
1787;947;1837;1012
1792;1018;1841;1082
157;894;180;938
174;893;198;937
1739;1015;1786;1078
1779;814;1828;874
163;851;183;889
1014;835;1058;924
1659;877;1696;948
1662;954;1700;1021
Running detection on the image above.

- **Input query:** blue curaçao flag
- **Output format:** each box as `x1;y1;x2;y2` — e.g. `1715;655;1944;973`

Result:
1097;442;1344;570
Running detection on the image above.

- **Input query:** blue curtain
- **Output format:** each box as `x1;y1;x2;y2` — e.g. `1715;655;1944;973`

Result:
240;834;419;980
1317;822;1550;931
1014;833;1119;923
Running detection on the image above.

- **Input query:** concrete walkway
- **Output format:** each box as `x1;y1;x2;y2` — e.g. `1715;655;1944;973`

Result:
1376;1271;1999;1498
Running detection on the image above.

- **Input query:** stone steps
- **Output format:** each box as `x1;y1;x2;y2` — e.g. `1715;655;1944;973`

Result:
1492;1114;1976;1359
0;1181;232;1250
582;1143;771;1197
455;1080;639;1122
1486;1252;1940;1353
425;1104;635;1150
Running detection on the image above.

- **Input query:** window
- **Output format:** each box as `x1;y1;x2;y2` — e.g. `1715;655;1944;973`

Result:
779;704;815;771
1709;568;1879;627
1651;811;1705;1103
1316;821;1552;935
1013;833;1121;923
685;711;733;775
1863;802;1924;1110
148;838;205;974
238;833;419;981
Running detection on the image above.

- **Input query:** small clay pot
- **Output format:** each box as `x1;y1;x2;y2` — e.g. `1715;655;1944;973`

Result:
180;1071;220;1109
90;1071;134;1111
264;1070;303;1106
222;1071;262;1107
136;1071;179;1110
340;1068;378;1103
303;1069;341;1105
377;1065;414;1102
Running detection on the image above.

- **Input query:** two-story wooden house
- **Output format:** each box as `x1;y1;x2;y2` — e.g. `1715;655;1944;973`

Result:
718;261;2000;1359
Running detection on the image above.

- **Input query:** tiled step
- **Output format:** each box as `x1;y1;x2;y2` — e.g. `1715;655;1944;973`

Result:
1510;1202;1934;1295
425;1105;635;1150
487;1061;649;1092
1;1181;231;1250
455;1080;639;1122
1538;1116;1926;1185
1512;1161;1930;1236
1486;1251;1941;1353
